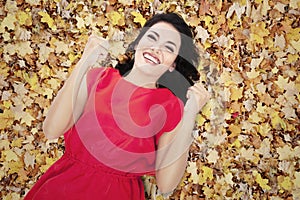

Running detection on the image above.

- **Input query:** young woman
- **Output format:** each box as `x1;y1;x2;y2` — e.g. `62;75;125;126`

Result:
25;13;210;199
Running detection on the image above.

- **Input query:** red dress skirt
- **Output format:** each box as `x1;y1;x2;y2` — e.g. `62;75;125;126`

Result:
25;67;183;200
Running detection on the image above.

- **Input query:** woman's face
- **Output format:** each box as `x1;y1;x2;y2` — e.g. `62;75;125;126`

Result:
133;22;181;78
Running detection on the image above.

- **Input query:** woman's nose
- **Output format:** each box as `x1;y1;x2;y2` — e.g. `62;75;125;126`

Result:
150;46;161;54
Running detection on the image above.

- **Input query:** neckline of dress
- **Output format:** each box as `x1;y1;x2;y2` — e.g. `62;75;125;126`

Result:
119;75;159;91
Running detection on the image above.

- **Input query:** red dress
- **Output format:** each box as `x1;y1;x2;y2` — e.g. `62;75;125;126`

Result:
25;67;183;200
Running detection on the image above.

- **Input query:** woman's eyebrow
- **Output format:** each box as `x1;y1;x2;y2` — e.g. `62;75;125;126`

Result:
166;41;177;48
149;30;159;38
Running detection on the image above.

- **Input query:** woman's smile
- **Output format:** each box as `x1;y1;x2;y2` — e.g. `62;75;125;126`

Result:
143;51;161;65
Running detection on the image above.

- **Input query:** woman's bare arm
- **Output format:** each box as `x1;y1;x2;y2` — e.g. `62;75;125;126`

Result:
155;82;210;194
43;35;109;139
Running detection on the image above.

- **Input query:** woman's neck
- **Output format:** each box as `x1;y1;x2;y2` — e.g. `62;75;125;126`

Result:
123;67;158;89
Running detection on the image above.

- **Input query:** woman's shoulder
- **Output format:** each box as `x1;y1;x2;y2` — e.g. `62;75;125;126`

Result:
155;88;184;109
87;66;118;75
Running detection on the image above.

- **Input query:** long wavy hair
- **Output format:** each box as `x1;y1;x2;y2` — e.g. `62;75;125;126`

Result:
115;13;200;104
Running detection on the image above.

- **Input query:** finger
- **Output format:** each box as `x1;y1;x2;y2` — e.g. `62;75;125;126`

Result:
186;89;192;99
188;86;211;103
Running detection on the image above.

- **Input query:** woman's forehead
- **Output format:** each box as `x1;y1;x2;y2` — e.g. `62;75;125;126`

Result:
148;22;179;35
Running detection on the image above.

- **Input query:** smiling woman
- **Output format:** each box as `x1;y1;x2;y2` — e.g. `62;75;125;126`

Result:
24;13;210;200
116;13;201;104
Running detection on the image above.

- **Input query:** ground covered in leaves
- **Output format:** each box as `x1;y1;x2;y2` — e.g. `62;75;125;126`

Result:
0;0;299;199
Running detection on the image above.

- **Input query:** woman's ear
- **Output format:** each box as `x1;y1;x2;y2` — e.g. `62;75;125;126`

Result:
169;63;176;72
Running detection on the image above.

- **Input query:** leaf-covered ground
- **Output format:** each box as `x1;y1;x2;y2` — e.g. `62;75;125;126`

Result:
0;0;299;199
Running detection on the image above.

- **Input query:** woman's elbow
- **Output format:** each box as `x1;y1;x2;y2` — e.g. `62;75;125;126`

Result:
157;183;177;195
42;123;55;140
156;176;178;194
42;121;62;140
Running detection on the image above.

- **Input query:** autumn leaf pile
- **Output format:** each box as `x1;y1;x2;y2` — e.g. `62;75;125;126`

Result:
0;0;299;199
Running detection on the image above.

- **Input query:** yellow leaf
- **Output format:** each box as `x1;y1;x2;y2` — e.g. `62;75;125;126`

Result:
228;124;241;137
20;111;35;126
106;11;125;26
278;176;293;191
274;34;286;49
290;39;300;51
256;102;266;114
196;114;206;126
40;157;57;173
294;172;300;189
220;71;234;86
38;11;57;31
187;15;201;27
16;41;33;57
46;78;61;90
250;22;270;44
2;149;19;162
11;138;23;148
249;111;263;123
224;172;234;185
17;10;32;26
96;15;108;27
39;65;51;79
246;69;260;79
287;53;299;64
290;0;300;9
54;40;69;54
203;16;213;27
68;52;80;63
274;75;289;90
286;28;300;41
200;100;212;118
75;15;85;29
270;111;286;130
186;162;198;184
203;186;214;198
226;2;246;20
231;139;241;148
240;147;256;161
277;145;293;160
131;11;146;26
0;109;14;129
250;33;264;44
38;43;54;63
206;149;219;164
42;87;54;100
0;13;17;32
3;193;20;200
23;72;39;90
253;170;271;190
0;140;10;149
24;151;35;168
8;160;23;174
195;26;210;44
230;86;243;101
26;0;41;6
199;166;213;185
3;100;12;109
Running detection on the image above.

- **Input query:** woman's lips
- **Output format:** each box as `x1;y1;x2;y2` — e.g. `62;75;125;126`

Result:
143;52;161;65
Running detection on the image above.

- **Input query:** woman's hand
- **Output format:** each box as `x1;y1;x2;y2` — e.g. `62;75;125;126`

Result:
185;82;210;114
81;34;110;66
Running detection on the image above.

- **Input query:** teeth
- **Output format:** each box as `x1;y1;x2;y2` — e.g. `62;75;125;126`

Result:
144;53;160;64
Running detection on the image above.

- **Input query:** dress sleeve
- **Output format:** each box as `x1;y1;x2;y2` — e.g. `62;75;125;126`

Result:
155;94;184;145
86;67;106;94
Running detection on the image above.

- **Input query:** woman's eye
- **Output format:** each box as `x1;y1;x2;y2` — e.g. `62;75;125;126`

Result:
147;34;157;41
165;46;174;53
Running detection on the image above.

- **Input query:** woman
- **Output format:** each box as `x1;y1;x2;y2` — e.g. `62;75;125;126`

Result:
25;13;210;199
